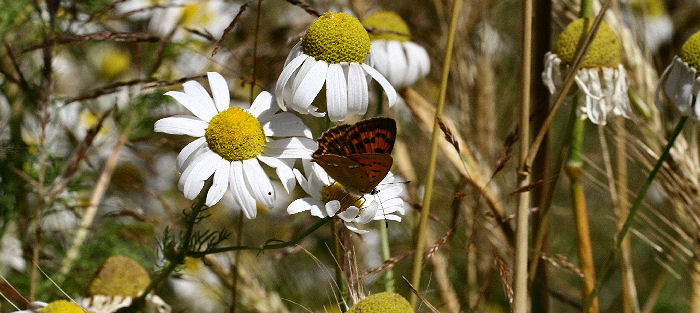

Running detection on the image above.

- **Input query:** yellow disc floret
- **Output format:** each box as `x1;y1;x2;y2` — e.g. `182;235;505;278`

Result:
302;11;370;64
88;255;151;298
205;107;266;161
39;300;85;313
680;30;700;75
347;292;414;313
362;11;411;42
630;0;667;17
553;18;621;68
321;183;363;215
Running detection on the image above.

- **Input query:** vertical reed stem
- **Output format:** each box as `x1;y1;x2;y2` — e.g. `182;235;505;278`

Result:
378;221;395;292
513;0;533;310
408;0;462;307
331;218;348;311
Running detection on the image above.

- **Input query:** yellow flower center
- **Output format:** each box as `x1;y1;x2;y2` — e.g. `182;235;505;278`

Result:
362;11;411;42
680;30;700;75
205;107;266;161
88;255;151;298
39;300;85;313
302;11;370;64
99;48;130;79
321;183;363;215
347;292;414;313
553;18;621;68
630;0;667;17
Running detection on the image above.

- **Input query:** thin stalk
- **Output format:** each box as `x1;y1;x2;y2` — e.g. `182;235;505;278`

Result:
513;0;534;310
331;218;348;311
229;211;244;313
250;0;263;103
378;221;395;292
408;0;462;307
585;116;689;312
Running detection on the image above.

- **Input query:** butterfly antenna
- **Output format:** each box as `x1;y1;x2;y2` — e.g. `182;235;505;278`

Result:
370;188;389;228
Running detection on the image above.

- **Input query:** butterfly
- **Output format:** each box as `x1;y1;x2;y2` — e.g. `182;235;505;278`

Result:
312;117;397;196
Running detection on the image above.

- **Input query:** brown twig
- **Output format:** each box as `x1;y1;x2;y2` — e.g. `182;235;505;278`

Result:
22;32;160;53
212;2;250;57
284;0;321;17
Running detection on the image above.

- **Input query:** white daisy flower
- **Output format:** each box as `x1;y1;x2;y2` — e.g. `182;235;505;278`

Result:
154;72;316;218
275;11;397;122
627;0;673;52
362;11;430;88
656;31;700;120
288;160;406;234
542;18;631;125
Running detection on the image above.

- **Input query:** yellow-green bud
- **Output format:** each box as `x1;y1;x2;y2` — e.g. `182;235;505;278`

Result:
302;11;370;64
553;18;621;68
362;11;411;42
39;300;85;313
347;292;414;313
630;0;667;17
680;30;700;75
88;255;151;298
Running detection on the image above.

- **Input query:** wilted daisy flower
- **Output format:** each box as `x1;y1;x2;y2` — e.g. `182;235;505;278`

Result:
628;0;673;52
657;30;700;120
542;18;631;125
154;72;315;218
275;11;397;121
363;11;430;88
288;160;406;234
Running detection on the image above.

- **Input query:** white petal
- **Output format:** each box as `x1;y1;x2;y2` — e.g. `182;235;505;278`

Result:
263;112;313;138
344;222;369;234
177;137;207;172
356;203;378;224
325;63;348;121
288;197;315;214
207;72;230;112
292;57;317;92
183;81;218;118
182;152;221;199
293;168;315;196
248;91;275;121
154;115;208;137
257;155;296;193
338;206;359;222
293;60;328;111
387;40;408;87
164;91;216;122
369;41;390;76
326;200;342;217
347;62;369;115
275;54;307;111
362;63;397;107
405;41;430;78
230;161;258;219
284;41;303;66
206;159;231;206
264;137;316;159
242;158;275;209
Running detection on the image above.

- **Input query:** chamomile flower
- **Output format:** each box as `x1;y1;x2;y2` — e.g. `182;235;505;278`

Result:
275;11;397;121
347;292;414;313
542;18;632;125
288;160;406;234
154;72;315;218
657;30;700;120
12;300;85;313
627;0;673;52
363;11;431;88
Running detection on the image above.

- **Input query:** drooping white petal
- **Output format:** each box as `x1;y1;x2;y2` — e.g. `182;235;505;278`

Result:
404;41;430;78
292;57;318;92
242;158;275;209
230;161;258;219
292;60;328;111
180;151;220;199
326;201;342;217
177;137;207;172
257;155;296;193
288;197;324;217
402;42;422;87
264;137;316;159
362;63;397;107
263;112;313;138
344;222;370;234
293;168;315;197
207;72;230;112
347;62;369;115
284;41;303;66
275;54;307;110
154;115;208;137
164;91;217;122
356;203;378;224
248;91;275;121
369;41;390;76
326;63;348;121
206;159;231;206
183;81;218;115
386;40;408;87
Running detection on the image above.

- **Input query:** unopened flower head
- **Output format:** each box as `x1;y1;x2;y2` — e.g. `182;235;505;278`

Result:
657;30;700;120
155;72;316;218
542;18;631;125
363;11;431;88
275;11;397;121
288;160;406;234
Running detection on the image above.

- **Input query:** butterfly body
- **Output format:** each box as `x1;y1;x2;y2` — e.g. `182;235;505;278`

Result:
312;117;396;195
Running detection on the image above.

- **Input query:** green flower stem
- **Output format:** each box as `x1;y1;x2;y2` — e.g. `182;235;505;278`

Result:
378;220;395;292
332;218;349;312
585;115;689;312
581;0;594;18
409;0;462;307
188;217;332;256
